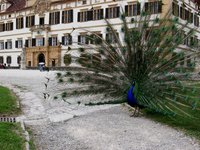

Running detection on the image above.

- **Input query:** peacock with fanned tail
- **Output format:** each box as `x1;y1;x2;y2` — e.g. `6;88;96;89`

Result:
55;7;200;118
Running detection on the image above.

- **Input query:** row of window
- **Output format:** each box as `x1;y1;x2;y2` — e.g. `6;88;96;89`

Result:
172;1;199;27
0;56;21;65
1;32;198;50
0;32;121;49
0;1;162;32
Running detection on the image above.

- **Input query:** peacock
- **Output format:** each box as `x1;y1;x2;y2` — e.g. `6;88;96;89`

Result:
55;7;200;118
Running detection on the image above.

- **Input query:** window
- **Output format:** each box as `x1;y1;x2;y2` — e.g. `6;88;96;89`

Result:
26;15;35;27
93;9;104;20
25;39;32;48
187;56;191;67
62;10;73;23
145;1;162;14
125;3;141;16
0;23;5;32
0;41;4;50
36;38;45;46
15;39;23;48
172;1;179;17
5;22;13;31
62;34;72;45
49;37;58;46
78;11;88;22
106;7;120;19
78;35;89;45
32;38;36;47
16;17;24;29
78;9;103;22
82;0;87;5
5;40;12;49
106;32;119;44
17;56;21;65
49;12;60;25
0;56;3;64
6;56;11;64
39;17;44;25
90;33;103;44
194;14;199;27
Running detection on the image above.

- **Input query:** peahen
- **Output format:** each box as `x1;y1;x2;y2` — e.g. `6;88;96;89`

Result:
56;8;200;118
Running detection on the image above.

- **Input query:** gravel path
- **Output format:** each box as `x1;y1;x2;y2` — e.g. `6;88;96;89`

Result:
0;69;199;150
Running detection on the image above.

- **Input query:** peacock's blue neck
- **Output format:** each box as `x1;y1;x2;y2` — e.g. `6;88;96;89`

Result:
127;85;138;106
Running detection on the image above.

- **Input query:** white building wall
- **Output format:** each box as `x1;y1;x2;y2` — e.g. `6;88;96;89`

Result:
0;0;199;67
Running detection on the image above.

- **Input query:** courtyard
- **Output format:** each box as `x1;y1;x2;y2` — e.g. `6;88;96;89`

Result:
0;69;199;150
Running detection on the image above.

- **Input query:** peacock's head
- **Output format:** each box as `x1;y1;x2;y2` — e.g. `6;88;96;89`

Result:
132;81;135;86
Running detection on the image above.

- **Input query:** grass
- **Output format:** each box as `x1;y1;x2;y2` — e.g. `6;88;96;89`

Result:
144;83;200;142
0;123;25;150
0;86;20;116
145;108;200;141
0;86;25;150
27;127;36;150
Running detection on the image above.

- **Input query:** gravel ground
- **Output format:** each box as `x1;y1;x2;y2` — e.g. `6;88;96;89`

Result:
0;69;199;150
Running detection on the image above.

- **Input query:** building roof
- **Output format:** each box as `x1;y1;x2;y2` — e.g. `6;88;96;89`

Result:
192;0;200;5
6;0;26;13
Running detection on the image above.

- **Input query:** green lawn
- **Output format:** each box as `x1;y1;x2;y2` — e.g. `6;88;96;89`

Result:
0;123;25;150
144;83;200;142
0;86;25;150
0;86;20;115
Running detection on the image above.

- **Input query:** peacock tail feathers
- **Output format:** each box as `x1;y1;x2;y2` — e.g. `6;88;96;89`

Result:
56;7;200;118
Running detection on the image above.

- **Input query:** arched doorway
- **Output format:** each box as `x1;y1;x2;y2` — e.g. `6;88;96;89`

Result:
38;53;45;64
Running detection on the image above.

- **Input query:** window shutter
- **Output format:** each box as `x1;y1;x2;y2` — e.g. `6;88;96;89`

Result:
32;16;35;26
70;10;73;22
78;35;81;44
5;42;7;49
100;9;104;19
145;3;148;12
125;5;128;16
116;7;120;17
158;1;162;13
62;11;65;23
32;38;36;47
69;35;72;45
26;17;28;27
78;12;80;22
25;40;28;47
190;12;193;23
11;22;13;30
15;40;18;48
16;19;18;29
106;34;109;42
106;8;108;18
3;24;5;31
49;13;52;24
86;35;89;44
96;34;102;44
43;38;45;46
137;3;141;15
21;18;24;28
87;10;93;21
55;37;58;45
62;36;65;45
49;37;52;46
57;12;60;24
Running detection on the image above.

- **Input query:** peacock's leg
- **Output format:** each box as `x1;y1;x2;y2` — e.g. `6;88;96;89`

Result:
136;107;140;117
130;106;137;117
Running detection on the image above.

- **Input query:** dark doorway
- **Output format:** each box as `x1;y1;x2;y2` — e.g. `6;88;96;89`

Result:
38;53;45;64
52;59;55;67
